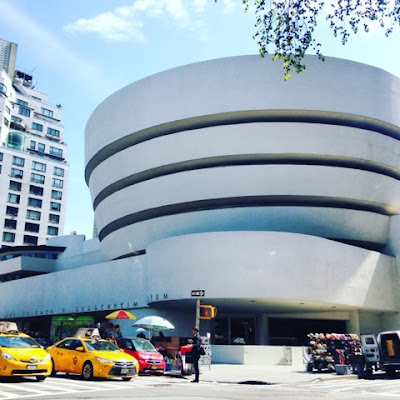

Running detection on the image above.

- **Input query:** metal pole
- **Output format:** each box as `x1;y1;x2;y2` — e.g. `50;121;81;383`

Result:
195;299;200;329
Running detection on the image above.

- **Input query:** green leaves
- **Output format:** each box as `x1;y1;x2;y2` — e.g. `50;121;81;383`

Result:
250;0;325;79
217;0;399;80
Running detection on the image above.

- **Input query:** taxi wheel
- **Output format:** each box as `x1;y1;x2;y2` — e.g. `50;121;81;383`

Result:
50;359;57;376
82;361;93;380
122;377;132;381
36;376;46;381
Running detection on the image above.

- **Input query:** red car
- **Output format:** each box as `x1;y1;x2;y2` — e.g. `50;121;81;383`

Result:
117;337;165;375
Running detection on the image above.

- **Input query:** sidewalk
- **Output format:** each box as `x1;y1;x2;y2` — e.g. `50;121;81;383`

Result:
166;364;359;384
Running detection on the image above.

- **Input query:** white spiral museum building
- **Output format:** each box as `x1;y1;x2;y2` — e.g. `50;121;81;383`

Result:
1;55;400;347
82;55;400;342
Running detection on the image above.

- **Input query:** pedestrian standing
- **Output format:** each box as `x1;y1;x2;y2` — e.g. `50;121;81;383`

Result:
188;326;201;382
108;335;118;346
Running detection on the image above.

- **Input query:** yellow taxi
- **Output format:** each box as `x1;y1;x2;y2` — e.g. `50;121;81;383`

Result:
0;321;51;380
46;328;139;381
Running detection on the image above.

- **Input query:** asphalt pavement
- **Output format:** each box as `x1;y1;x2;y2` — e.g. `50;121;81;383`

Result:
165;364;359;384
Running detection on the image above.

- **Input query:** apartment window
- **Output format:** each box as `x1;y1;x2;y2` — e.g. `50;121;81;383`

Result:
25;222;40;233
10;168;23;179
52;178;63;188
41;107;53;118
47;127;60;137
12;156;25;167
50;202;61;211
8;193;20;204
51;190;62;200
26;210;41;220
4;219;17;230
23;235;38;245
30;140;36;150
49;214;60;224
32;161;46;172
11;116;22;122
2;232;15;243
0;152;3;161
6;206;18;216
0;83;7;96
19;106;30;117
47;226;58;236
29;185;43;196
32;122;43;131
4;117;9;127
38;143;45;153
28;197;42;208
31;173;45;184
9;180;21;191
53;167;64;177
5;105;10;114
17;99;28;106
49;147;63;158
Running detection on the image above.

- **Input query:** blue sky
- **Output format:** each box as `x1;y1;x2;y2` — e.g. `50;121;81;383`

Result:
0;0;399;240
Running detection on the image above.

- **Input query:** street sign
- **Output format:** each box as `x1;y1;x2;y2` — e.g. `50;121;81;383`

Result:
191;289;205;297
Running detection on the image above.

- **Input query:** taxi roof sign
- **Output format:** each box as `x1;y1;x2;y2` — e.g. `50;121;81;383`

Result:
0;321;19;334
74;327;101;340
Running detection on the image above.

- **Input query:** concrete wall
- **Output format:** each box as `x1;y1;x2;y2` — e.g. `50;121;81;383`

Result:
146;232;397;311
211;345;305;367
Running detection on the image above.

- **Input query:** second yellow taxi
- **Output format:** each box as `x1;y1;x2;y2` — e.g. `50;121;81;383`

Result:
46;328;139;380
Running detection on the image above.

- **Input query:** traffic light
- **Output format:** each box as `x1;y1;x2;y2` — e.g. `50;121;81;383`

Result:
199;305;217;319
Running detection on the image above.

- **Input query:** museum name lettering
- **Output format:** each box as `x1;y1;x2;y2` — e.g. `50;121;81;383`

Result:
1;293;169;319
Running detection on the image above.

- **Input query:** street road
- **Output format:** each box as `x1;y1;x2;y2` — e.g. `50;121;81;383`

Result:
2;374;400;399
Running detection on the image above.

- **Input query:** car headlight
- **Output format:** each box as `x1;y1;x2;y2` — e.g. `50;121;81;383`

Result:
2;352;15;361
44;353;51;360
96;357;113;364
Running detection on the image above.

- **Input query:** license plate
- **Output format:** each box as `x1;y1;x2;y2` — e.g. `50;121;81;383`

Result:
120;368;128;375
27;365;37;370
151;365;157;370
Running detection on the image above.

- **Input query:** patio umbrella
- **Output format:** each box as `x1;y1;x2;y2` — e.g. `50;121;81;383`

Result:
105;309;136;320
132;315;175;331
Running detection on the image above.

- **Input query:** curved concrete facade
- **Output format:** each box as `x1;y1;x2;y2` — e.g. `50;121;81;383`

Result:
85;55;400;263
146;231;396;311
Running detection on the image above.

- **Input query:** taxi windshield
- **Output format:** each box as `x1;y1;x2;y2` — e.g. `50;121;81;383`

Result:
84;340;120;352
0;335;40;348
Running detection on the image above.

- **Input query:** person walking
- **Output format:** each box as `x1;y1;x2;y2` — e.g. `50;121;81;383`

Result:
188;326;201;382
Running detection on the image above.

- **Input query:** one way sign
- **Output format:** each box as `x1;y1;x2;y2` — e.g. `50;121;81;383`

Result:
191;289;205;297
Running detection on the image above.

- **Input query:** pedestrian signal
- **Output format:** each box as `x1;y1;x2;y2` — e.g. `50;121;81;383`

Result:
199;305;217;319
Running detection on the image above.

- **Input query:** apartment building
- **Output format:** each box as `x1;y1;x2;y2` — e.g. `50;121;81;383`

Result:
0;38;68;247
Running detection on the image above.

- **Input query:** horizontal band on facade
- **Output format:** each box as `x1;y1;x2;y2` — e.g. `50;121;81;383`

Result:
85;109;400;185
92;154;400;210
98;195;400;242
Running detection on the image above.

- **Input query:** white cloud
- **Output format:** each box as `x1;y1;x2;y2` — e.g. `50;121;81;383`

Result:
63;0;236;42
65;10;146;41
221;0;237;14
193;0;208;13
